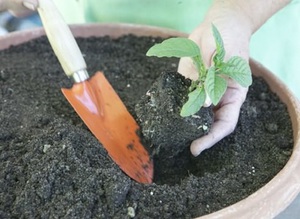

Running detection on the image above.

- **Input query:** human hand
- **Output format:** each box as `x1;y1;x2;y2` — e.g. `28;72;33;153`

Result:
0;0;37;17
178;6;252;156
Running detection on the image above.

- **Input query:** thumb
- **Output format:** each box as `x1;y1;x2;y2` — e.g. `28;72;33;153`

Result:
177;56;198;81
2;0;38;17
190;121;236;156
190;105;239;156
22;0;38;11
190;83;247;156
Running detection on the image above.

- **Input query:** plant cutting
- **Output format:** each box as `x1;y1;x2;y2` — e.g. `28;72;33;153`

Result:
134;25;253;164
146;24;252;117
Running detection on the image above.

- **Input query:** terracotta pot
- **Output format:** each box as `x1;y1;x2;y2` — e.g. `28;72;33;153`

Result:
1;23;299;219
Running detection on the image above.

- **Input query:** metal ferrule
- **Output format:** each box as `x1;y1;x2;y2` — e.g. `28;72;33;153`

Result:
72;69;90;83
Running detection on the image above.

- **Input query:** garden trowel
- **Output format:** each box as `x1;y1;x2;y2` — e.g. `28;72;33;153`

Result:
37;0;153;183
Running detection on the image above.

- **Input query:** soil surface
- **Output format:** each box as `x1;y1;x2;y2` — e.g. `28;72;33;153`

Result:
135;71;213;175
0;35;293;219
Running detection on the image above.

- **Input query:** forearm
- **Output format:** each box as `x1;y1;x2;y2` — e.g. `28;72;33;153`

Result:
207;0;291;33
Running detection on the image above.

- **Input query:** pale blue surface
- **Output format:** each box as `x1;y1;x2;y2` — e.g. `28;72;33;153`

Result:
82;0;211;33
276;193;300;218
250;0;300;99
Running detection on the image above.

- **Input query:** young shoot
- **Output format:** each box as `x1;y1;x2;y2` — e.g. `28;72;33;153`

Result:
146;24;252;117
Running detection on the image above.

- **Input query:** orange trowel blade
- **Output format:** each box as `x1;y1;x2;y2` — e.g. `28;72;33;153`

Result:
61;71;153;183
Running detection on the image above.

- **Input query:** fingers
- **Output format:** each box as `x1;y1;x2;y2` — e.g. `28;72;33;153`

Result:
190;99;240;156
179;13;251;157
1;0;38;17
177;57;198;80
177;24;215;79
22;0;38;11
190;84;247;156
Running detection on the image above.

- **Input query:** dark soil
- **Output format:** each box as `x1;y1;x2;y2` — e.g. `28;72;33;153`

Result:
0;35;293;219
135;71;213;175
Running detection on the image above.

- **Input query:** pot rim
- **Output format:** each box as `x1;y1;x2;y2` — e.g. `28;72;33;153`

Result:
1;23;299;219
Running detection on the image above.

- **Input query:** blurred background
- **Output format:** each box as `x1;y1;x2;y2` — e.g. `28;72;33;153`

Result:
0;11;41;36
0;0;84;36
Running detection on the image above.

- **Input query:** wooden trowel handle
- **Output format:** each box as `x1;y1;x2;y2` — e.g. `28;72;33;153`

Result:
37;0;87;77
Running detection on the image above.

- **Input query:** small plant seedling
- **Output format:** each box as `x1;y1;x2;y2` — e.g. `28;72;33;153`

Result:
146;24;252;117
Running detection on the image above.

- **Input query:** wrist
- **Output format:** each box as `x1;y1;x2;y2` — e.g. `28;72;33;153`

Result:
202;2;253;35
211;0;291;33
189;6;252;62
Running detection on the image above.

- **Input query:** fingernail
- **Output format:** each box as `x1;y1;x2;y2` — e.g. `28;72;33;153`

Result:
23;1;38;11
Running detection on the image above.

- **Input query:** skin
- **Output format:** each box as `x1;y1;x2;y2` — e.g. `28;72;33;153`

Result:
0;0;38;17
178;0;291;156
1;0;291;157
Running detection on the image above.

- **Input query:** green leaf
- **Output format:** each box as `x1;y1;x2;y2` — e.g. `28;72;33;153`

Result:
220;56;252;87
212;24;225;65
205;67;227;105
192;55;206;78
180;87;206;117
146;38;200;58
